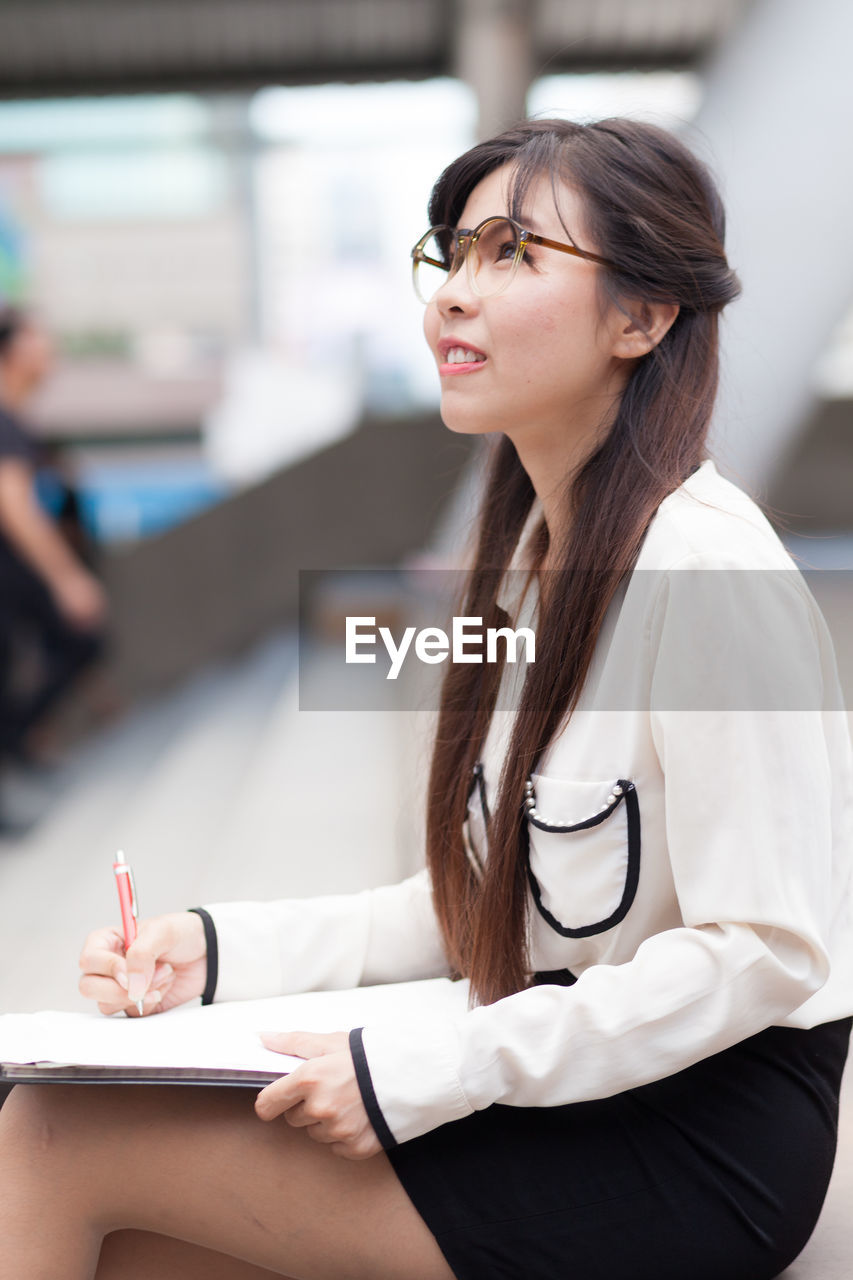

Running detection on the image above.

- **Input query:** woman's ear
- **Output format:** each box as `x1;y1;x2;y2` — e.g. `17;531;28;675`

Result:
612;298;680;360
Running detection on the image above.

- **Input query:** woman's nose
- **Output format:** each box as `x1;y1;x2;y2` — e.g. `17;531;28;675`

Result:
434;259;479;315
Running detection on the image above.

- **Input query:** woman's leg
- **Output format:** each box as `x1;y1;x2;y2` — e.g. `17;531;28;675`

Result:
0;1083;456;1280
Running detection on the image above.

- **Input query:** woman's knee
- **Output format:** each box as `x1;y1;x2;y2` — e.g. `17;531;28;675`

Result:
1;1084;59;1147
1;1083;139;1176
0;1084;152;1240
0;1083;90;1165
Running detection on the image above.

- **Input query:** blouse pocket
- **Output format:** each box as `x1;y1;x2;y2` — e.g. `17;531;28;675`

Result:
525;775;640;938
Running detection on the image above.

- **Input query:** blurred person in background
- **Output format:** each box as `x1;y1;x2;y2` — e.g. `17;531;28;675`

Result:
0;305;107;780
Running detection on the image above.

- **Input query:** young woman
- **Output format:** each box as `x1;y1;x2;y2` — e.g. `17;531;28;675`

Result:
2;117;851;1280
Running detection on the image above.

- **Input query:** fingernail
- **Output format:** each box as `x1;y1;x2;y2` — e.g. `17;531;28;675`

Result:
115;971;129;990
145;990;162;1004
127;974;147;1002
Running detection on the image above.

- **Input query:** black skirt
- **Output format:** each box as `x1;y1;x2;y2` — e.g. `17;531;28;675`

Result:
387;1016;852;1280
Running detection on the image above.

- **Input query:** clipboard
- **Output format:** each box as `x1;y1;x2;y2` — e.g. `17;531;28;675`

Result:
0;977;470;1088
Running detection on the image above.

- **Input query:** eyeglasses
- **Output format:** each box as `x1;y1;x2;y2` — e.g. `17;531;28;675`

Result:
410;214;618;304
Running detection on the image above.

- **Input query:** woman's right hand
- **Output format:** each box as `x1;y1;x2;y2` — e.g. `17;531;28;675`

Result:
78;911;208;1017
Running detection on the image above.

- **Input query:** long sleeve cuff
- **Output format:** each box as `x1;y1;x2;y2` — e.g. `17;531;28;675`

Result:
187;907;218;1004
357;1014;475;1145
198;872;449;1004
349;1027;398;1149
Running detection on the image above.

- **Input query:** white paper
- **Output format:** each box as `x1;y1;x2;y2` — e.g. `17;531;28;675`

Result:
0;979;470;1075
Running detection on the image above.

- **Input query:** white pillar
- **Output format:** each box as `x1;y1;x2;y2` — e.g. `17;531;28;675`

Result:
694;0;853;492
455;0;535;141
208;92;264;344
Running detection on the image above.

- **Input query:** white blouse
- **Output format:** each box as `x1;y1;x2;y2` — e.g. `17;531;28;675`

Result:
202;459;853;1147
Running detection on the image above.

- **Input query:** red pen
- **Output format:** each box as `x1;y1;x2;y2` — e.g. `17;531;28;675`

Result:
113;850;144;1015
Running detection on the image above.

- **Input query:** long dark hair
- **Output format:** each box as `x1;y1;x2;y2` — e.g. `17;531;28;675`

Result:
425;118;742;1005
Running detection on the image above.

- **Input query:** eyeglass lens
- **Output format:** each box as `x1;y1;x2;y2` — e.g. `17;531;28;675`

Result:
414;218;523;303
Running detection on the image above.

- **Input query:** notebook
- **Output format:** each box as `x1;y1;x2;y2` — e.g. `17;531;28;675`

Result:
0;977;470;1087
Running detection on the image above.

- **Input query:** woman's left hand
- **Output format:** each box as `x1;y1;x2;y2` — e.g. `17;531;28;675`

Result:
255;1030;382;1161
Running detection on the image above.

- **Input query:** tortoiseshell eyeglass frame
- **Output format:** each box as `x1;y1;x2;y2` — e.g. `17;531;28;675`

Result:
410;214;619;303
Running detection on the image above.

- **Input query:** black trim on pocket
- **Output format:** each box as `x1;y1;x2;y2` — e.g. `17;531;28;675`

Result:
526;779;628;833
525;780;641;939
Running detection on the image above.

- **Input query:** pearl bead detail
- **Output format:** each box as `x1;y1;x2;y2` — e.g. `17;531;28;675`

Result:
525;777;625;828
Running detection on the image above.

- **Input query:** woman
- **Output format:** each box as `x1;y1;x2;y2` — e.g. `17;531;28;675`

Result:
1;117;851;1280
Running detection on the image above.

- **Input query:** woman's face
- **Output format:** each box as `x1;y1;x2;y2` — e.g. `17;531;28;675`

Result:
422;164;632;449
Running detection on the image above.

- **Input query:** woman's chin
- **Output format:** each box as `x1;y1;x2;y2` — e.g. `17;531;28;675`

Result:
438;404;497;436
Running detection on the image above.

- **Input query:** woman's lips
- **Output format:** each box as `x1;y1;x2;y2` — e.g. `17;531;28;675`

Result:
438;341;488;377
439;358;487;376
